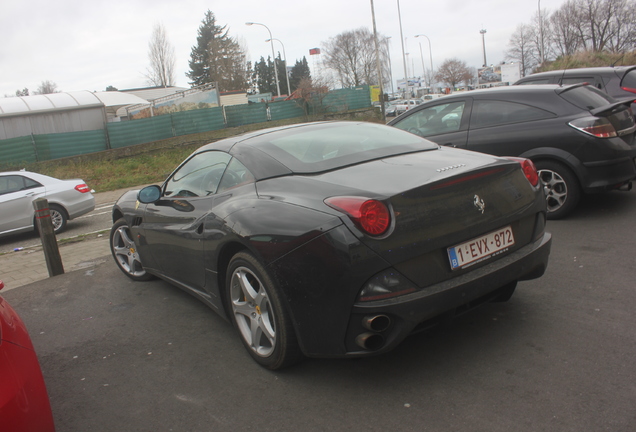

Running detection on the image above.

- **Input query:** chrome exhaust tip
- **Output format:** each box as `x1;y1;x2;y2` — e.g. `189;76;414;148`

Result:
355;332;385;351
362;314;391;332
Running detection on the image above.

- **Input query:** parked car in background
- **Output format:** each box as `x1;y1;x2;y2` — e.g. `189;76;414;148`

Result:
110;121;551;370
421;94;446;101
394;99;421;115
385;101;398;116
0;171;95;238
514;66;636;113
388;84;636;219
0;280;56;431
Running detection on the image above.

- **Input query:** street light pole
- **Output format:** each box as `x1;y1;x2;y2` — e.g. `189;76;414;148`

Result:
417;41;425;81
538;0;544;65
246;22;281;97
415;34;433;88
385;37;395;96
480;29;488;67
370;0;386;119
397;0;409;99
266;38;291;96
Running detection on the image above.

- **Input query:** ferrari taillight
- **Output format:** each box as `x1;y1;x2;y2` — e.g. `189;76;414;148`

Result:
325;197;391;236
505;157;539;187
74;184;91;193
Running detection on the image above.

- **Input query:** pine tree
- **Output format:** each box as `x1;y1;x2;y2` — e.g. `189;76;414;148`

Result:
254;56;276;94
289;57;311;93
187;10;247;91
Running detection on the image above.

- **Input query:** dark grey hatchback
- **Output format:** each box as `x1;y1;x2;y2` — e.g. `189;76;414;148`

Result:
514;66;636;113
388;84;636;219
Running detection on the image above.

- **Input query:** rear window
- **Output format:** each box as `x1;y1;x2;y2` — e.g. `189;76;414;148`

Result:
559;85;615;110
471;100;555;128
251;122;438;174
621;69;636;90
560;76;596;86
517;78;551;85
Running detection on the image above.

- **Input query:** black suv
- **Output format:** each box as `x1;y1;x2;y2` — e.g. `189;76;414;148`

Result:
388;84;636;219
514;66;636;112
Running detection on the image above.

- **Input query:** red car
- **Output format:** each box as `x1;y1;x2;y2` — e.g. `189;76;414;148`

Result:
0;280;56;431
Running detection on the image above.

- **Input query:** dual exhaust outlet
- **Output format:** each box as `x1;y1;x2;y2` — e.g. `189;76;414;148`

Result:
355;314;391;351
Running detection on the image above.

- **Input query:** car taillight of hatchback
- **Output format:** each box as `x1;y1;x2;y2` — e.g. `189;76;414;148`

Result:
568;116;618;138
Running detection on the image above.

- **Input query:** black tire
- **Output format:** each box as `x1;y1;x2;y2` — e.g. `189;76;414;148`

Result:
110;218;154;281
49;204;68;234
535;160;581;220
225;251;302;370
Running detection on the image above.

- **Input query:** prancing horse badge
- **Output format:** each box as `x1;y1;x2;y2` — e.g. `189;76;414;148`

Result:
474;195;485;214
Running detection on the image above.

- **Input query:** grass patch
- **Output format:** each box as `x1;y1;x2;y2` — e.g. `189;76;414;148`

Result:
537;50;636;72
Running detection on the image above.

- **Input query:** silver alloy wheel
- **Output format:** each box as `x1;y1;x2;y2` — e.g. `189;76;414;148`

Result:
111;225;147;278
230;266;276;357
50;208;64;232
539;169;568;213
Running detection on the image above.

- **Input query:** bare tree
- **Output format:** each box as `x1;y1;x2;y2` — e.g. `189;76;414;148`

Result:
506;24;537;77
508;0;636;72
551;2;582;57
567;0;635;52
603;0;636;53
145;23;176;87
292;76;330;119
434;58;472;89
34;80;59;95
529;9;554;66
322;28;388;88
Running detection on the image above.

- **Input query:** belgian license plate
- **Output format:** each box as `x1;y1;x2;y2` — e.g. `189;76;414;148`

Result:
447;226;515;270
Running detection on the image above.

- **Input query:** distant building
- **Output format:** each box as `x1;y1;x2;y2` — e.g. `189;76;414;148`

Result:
0;91;149;139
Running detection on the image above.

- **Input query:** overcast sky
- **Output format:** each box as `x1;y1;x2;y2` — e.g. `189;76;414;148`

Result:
1;0;569;97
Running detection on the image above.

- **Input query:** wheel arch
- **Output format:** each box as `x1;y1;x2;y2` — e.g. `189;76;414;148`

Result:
46;201;69;217
213;240;306;354
112;207;124;224
518;147;584;187
215;241;250;318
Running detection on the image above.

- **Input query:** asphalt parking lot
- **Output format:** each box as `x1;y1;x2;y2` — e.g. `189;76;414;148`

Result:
4;190;636;431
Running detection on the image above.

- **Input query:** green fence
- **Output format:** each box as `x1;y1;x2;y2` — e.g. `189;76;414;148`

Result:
34;129;108;160
225;103;268;127
0;136;37;165
269;100;306;120
0;130;108;166
107;116;174;149
0;86;372;166
172;107;226;136
322;86;372;112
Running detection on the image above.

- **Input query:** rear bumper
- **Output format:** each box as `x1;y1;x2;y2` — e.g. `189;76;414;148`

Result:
580;156;636;193
342;231;552;357
65;195;96;219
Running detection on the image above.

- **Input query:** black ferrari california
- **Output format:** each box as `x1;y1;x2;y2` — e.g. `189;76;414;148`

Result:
110;121;552;369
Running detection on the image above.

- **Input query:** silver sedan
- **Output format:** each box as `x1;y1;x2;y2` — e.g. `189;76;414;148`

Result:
0;171;95;237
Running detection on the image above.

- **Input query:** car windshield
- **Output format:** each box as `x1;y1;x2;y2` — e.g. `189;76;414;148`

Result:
559;85;615;110
251;122;438;174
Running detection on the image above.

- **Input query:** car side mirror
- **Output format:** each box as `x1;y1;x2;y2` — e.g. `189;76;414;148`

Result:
138;185;162;204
